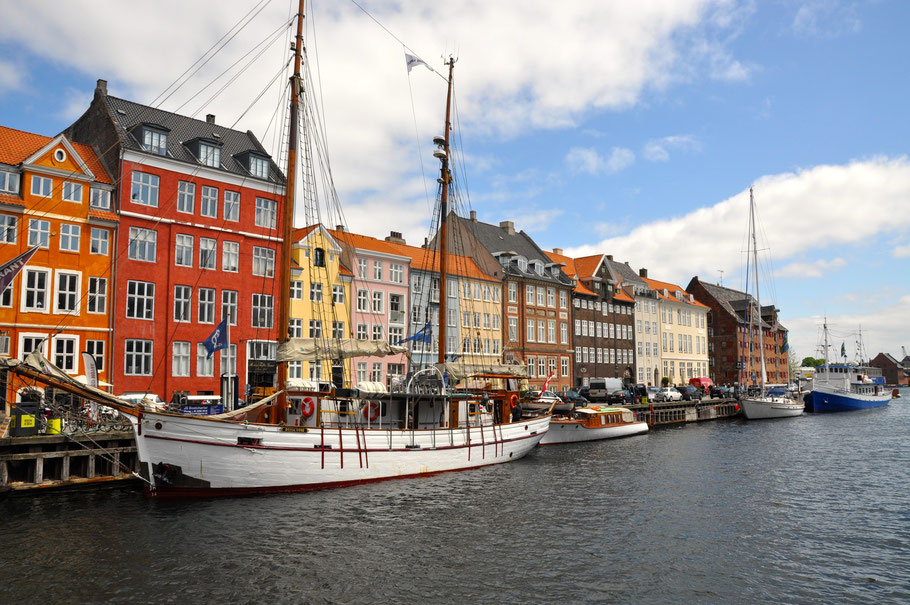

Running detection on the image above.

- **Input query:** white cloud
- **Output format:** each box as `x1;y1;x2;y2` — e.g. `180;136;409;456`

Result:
0;58;25;93
775;257;846;279
642;134;702;162
508;209;565;234
564;156;910;287
892;243;910;258
566;146;635;175
792;0;862;38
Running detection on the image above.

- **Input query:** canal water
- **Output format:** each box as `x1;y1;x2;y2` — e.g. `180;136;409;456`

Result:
3;389;909;604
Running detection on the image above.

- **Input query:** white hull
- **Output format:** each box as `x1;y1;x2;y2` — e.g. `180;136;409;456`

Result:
128;411;550;498
538;419;648;445
741;396;804;420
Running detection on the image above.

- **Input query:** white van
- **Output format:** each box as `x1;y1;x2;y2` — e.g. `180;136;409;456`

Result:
588;378;623;402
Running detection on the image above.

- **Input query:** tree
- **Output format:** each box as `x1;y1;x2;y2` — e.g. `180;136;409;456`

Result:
800;356;825;367
661;376;670;387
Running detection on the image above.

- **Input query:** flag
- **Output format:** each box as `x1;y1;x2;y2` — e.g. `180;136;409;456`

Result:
0;246;39;294
82;352;98;389
840;342;846;358
781;334;790;353
405;52;430;73
396;323;432;344
542;370;555;392
203;318;229;359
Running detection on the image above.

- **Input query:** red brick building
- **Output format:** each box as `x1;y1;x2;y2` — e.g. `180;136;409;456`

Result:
869;353;909;386
66;80;286;401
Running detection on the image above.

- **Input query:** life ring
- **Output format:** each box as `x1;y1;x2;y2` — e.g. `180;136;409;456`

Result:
366;400;380;421
301;397;315;418
509;394;518;408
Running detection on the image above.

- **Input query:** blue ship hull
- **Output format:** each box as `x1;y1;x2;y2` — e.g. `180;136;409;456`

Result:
804;389;890;413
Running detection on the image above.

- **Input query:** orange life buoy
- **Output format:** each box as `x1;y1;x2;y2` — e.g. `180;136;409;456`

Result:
510;394;518;408
366;400;380;421
301;397;315;418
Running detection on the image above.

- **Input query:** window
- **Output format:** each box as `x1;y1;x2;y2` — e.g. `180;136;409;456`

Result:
0;214;17;244
313;247;326;267
224;191;240;221
199;142;221;168
128;227;157;262
125;339;153;375
463;311;471;328
527;356;536;377
86;339;105;372
359;259;368;279
222;290;237;325
538;320;546;342
29;219;50;248
537;287;545;306
372;291;383;313
289;281;303;300
560;322;568;345
255;197;277;229
200;238;216;270
142;128;167;155
249;155;269;179
222;344;237;376
356;362;367;383
61;181;83;202
388;326;403;345
23;268;49;312
332;285;345;304
548;320;556;343
126;281;155;319
59;224;81;252
547;288;555;308
31;175;52;197
356;323;368;340
89;188;111;209
198;288;215;323
526;285;534;304
172;342;191;377
199;186;218;218
310;283;323;302
560;290;568;309
538;357;546;377
131;171;159;206
0;171;20;194
370;363;382;382
390;263;403;284
356;289;368;312
177;181;195;214
0;284;10;308
252;247;275;277
87;277;107;314
372;324;384;341
308;320;322;338
527;319;535;342
252;294;273;328
222;241;239;272
54;271;79;313
373;260;383;281
53;336;78;372
197;343;214;377
90;228;109;255
288;318;302;338
175;234;193;267
448;308;458;327
174;285;192;321
332;321;344;339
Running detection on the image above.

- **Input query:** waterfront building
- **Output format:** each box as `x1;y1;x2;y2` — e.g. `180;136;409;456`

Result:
686;277;788;386
601;261;661;386
546;251;636;387
0;126;117;403
330;229;410;389
65;79;286;401
868;352;909;386
443;212;574;391
289;225;352;386
641;276;710;386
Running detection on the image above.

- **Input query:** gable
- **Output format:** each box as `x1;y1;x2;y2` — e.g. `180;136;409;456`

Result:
24;135;96;181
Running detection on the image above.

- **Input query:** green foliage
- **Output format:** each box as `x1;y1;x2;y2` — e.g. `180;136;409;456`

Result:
661;376;670;387
800;356;825;367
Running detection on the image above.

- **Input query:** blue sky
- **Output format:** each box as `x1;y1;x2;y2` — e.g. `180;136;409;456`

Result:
1;0;908;362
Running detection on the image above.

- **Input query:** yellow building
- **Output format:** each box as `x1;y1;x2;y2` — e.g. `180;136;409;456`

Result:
642;276;710;385
289;225;352;385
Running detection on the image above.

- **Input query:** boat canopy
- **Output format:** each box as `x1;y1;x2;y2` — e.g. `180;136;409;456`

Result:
277;338;407;362
437;362;527;381
577;406;635;422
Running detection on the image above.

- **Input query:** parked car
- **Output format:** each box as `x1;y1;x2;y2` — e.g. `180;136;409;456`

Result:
558;390;588;405
527;390;562;404
607;389;634;405
647;386;665;402
659;387;683;402
709;385;730;399
678;385;703;401
577;385;590;400
588;378;623;402
630;384;648;402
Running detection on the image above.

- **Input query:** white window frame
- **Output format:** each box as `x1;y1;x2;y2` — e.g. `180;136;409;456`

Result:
21;267;51;313
222;241;239;272
90;227;109;256
87;277;107;314
224;190;240;221
200;185;218;218
128;227;157;262
177;181;195;214
172;341;191;377
130;171;159;207
58;223;81;253
28;219;50;248
124;339;153;376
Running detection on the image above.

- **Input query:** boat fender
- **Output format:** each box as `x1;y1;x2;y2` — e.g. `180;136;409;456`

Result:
301;397;315;418
366;400;380;421
509;394;518;408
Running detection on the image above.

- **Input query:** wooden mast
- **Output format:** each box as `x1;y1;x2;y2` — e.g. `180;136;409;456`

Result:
276;0;306;422
437;58;455;367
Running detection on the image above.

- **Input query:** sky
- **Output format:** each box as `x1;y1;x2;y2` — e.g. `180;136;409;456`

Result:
1;0;908;363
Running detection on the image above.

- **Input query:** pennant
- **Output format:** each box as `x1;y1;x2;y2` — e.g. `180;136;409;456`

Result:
781;334;790;353
396;322;432;344
82;351;98;389
542;370;555;392
405;52;430;73
840;342;846;358
203;318;229;359
0;246;39;294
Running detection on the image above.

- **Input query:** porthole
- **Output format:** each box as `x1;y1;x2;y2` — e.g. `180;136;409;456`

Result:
54;148;66;162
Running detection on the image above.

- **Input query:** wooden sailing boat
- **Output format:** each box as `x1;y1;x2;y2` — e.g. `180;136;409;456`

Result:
1;1;548;497
739;187;804;420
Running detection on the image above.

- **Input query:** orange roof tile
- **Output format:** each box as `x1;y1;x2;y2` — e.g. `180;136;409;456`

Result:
613;289;635;303
0;193;24;207
573;254;603;279
546;250;602;297
0;126;112;184
641;276;710;308
88;208;119;222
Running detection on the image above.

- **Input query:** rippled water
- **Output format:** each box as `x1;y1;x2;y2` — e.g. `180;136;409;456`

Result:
3;390;909;604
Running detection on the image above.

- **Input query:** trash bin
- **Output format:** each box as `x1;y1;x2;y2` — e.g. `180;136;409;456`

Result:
10;402;39;437
46;417;62;434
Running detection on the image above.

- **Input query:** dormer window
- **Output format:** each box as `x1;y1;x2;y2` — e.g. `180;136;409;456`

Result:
90;188;111;210
0;170;20;194
140;125;169;155
199;142;221;167
249;155;269;179
516;257;528;272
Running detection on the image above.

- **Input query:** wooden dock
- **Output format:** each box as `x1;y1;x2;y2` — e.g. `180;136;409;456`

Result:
0;430;140;493
629;398;742;427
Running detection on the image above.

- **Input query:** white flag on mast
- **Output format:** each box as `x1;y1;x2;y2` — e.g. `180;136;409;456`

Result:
405;52;430;73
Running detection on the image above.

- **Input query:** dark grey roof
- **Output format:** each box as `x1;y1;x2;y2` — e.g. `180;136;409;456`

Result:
103;95;285;184
605;259;647;288
697;280;783;330
455;215;572;286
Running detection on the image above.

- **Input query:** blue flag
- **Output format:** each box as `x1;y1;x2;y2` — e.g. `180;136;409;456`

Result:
781;334;790;353
396;322;432;345
203;318;228;359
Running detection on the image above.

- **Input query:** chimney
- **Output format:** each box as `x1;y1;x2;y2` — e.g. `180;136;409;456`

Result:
423;237;429;248
206;114;216;125
385;231;405;244
335;224;345;232
499;220;515;235
606;254;613;261
639;268;648;278
95;79;108;99
553;248;563;255
470;210;477;221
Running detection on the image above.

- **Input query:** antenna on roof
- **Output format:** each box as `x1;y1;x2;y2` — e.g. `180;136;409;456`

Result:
717;269;724;286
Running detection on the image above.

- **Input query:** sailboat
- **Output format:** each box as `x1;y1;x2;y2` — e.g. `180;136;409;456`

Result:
739;187;804;420
803;320;892;413
3;2;549;497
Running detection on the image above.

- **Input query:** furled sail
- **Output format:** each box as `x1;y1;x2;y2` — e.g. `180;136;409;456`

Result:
436;362;528;381
277;338;407;362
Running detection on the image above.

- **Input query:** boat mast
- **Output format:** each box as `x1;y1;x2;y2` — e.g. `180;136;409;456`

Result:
276;0;306;422
437;58;455;366
750;187;767;391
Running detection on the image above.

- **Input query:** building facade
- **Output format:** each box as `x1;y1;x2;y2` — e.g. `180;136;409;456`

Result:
66;79;286;400
867;353;908;386
643;276;710;386
0;126;117;401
